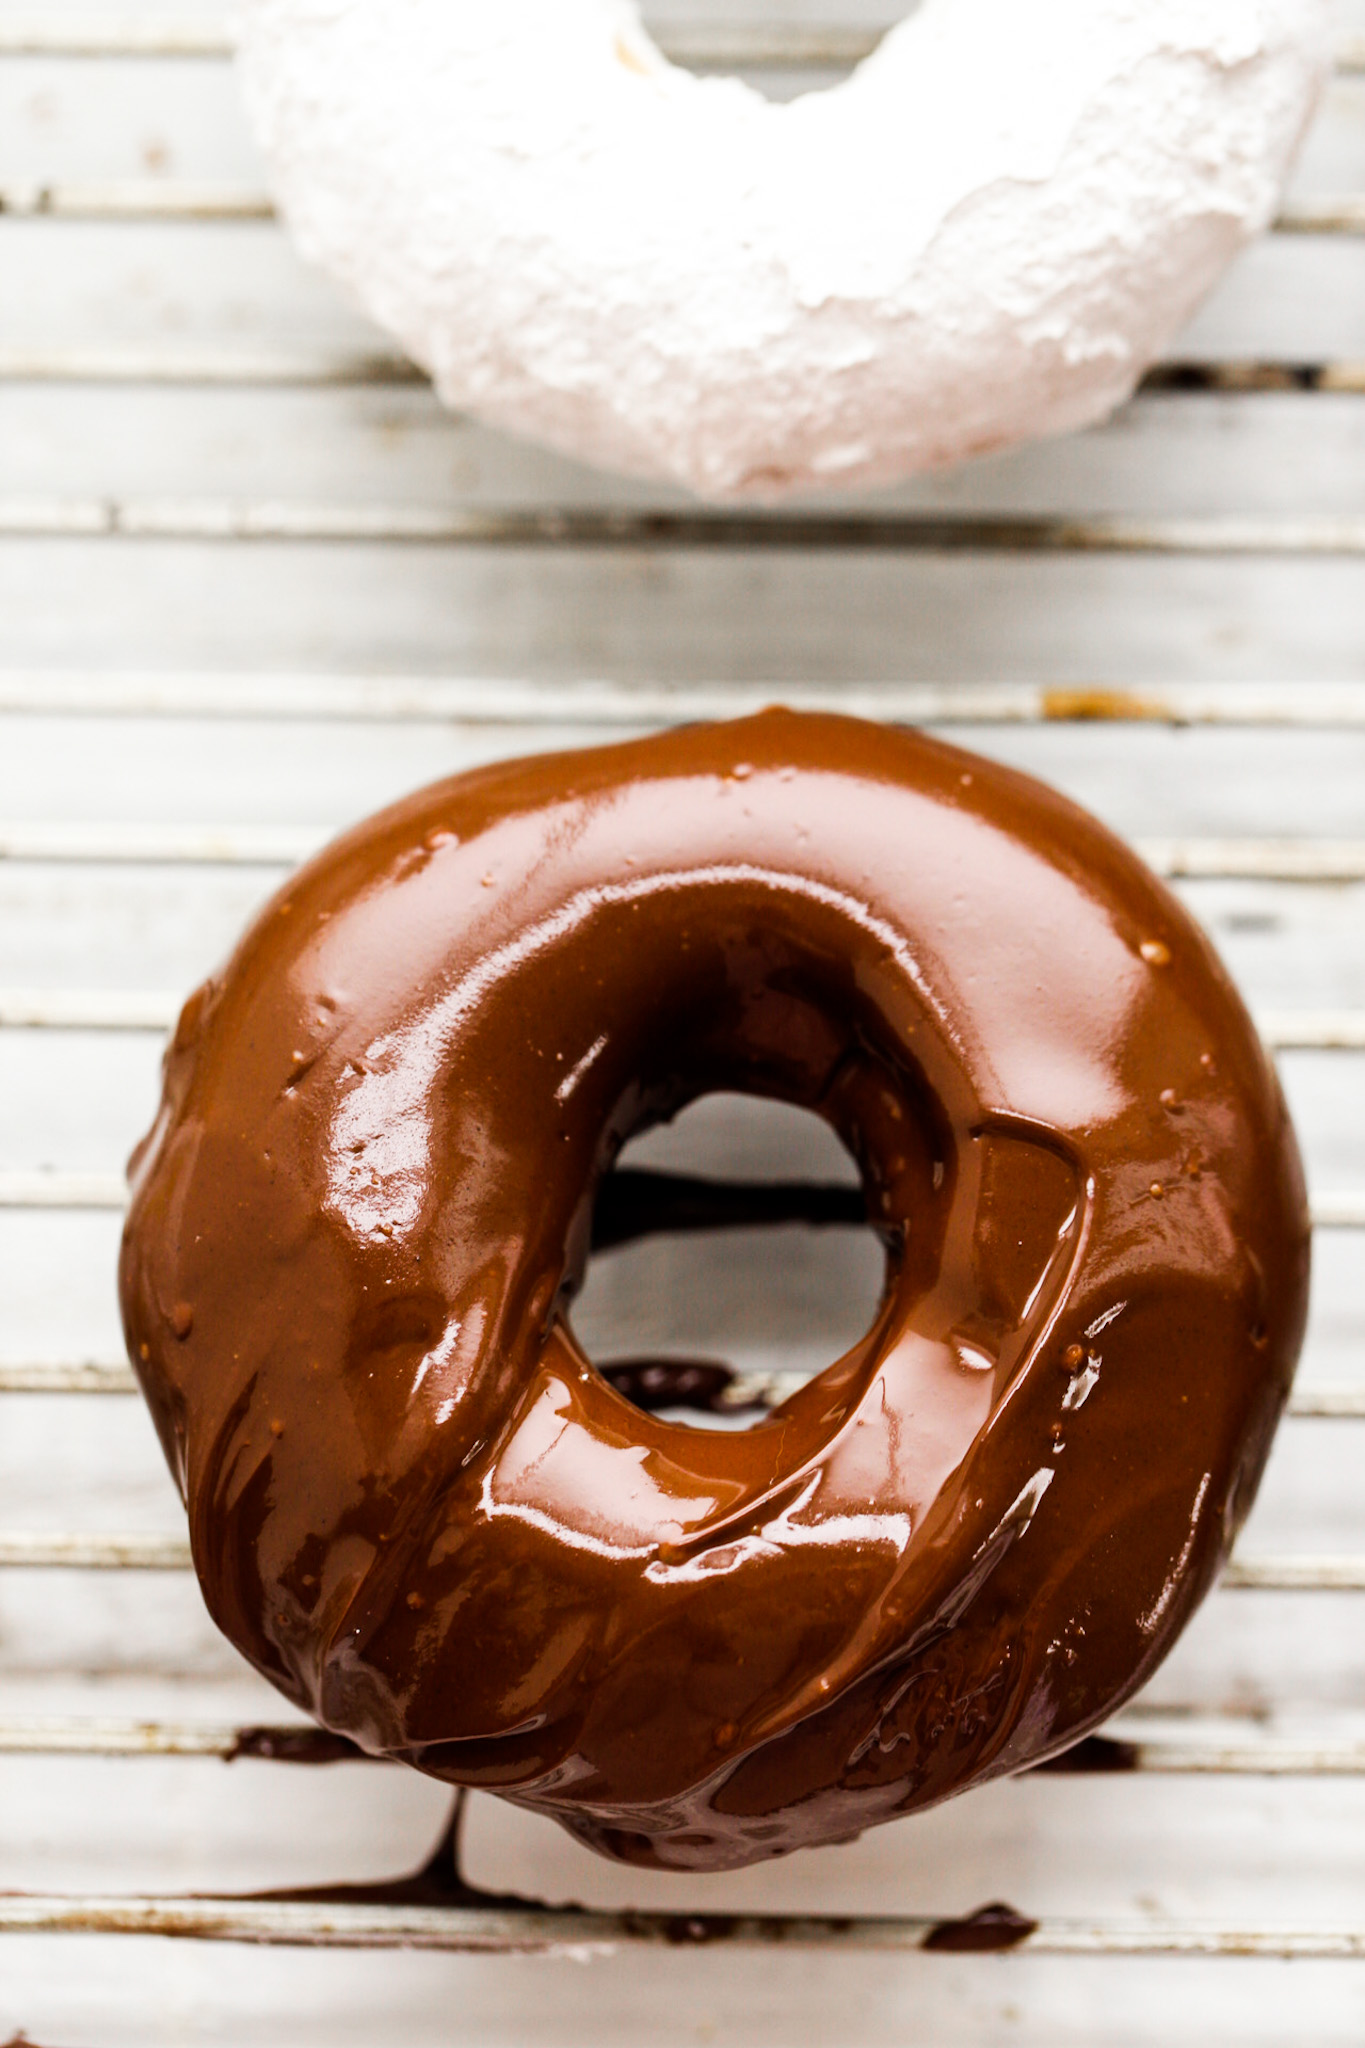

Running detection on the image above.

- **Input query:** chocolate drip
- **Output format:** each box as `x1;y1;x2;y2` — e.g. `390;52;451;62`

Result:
1033;1733;1141;1774
598;1358;745;1414
922;1902;1038;1952
252;1793;526;1911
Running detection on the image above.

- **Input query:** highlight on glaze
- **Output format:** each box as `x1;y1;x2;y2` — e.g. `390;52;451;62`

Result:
121;712;1309;1869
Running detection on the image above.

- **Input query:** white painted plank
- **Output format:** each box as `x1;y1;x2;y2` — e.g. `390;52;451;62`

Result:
0;1749;449;1896
1;541;1364;680
0;864;282;988
4;718;1363;840
9;387;1365;520
0;51;262;180
467;1770;1365;1927
4;673;1365;728
0;1939;1362;2048
2;221;1363;367
0;1938;1361;2048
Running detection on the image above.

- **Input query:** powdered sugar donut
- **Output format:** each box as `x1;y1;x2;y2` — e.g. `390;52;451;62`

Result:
237;0;1331;502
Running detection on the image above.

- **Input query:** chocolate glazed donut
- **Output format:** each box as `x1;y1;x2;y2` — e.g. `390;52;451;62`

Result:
121;711;1309;1872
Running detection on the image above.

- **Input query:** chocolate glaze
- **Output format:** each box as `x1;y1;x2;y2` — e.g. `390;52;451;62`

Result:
120;710;1309;1871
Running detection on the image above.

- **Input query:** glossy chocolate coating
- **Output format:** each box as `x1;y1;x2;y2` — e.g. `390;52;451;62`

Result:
120;711;1309;1871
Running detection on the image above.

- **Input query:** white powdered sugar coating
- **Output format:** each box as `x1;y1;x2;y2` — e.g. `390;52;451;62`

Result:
236;0;1332;501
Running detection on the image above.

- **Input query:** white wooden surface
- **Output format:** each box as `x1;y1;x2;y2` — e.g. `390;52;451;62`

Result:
0;2;1363;2041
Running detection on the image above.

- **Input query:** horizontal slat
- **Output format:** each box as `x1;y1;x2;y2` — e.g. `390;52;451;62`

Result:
8;381;1365;531
1139;840;1365;882
1220;1556;1365;1592
0;1171;128;1208
0;1360;141;1393
0;987;181;1028
4;181;1360;234
1256;1010;1365;1050
1275;199;1365;235
4;822;1365;880
0;1532;1359;1587
0;180;271;220
0;1892;1358;1957
1;350;1362;394
2;1714;1362;1775
732;1381;1365;1423
1;1360;1360;1420
4;988;1361;1049
6;501;1365;553
1307;1191;1365;1229
7;225;1359;377
0;15;1361;76
1106;1735;1365;1776
2;1362;1360;1421
0;1715;352;1759
1143;363;1365;393
0;1532;191;1569
3;675;1365;728
1287;1388;1365;1420
0;344;421;385
0;11;233;58
0;821;317;863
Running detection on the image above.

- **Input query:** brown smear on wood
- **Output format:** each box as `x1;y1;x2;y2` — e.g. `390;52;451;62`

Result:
1040;688;1174;724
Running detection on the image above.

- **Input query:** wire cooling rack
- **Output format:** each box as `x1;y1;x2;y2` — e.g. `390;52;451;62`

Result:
1;6;1363;2043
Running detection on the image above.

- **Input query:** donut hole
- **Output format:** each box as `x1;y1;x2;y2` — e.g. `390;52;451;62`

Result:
572;1093;888;1431
639;4;918;103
